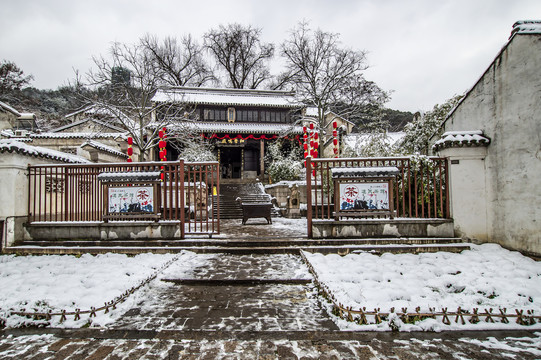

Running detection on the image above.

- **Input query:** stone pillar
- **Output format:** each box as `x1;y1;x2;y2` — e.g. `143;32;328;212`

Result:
260;139;265;177
437;146;488;242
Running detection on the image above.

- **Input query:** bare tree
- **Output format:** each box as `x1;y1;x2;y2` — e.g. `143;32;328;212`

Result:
204;23;274;89
141;34;215;87
82;41;185;161
280;22;389;148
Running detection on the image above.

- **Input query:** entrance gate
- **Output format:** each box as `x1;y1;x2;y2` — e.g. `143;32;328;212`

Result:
27;160;220;238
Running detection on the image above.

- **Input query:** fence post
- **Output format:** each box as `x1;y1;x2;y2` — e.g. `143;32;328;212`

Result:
179;159;185;239
306;157;313;238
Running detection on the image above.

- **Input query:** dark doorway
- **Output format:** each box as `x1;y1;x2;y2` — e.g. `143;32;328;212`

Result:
220;147;242;179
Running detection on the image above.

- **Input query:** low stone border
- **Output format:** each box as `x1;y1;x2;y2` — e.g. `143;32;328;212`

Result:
299;251;540;328
0;254;180;327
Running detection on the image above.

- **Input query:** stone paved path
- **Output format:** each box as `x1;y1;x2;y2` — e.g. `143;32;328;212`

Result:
112;254;338;333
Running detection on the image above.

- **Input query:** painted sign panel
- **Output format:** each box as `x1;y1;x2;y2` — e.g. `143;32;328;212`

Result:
108;186;154;214
338;182;389;211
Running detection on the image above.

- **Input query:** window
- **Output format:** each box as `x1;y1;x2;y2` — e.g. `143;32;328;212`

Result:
227;107;236;123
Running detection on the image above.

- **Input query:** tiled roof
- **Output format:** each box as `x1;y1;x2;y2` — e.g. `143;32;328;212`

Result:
511;20;541;36
0;139;90;163
153;87;299;108
433;130;491;151
31;132;127;139
81;140;128;158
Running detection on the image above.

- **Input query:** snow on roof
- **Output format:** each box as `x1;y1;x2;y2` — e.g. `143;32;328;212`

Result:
511;20;541;36
433;130;491;151
172;121;303;135
31;132;127;140
0;129;34;141
331;166;400;178
153;87;299;108
52;118;126;133
0;139;90;163
81;140;128;158
0;101;22;117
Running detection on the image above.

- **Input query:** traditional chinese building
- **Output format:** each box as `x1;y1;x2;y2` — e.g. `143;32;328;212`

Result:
152;87;305;181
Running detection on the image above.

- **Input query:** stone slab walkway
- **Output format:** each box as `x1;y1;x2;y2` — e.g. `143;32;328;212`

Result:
111;254;338;333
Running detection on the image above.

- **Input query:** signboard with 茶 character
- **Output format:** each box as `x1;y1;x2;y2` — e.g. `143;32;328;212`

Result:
108;186;155;214
98;171;162;221
331;166;399;220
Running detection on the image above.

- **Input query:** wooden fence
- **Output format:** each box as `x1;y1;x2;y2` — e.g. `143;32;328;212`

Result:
306;156;450;236
27;160;220;237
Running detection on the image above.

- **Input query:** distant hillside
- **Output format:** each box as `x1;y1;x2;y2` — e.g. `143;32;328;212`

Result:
382;108;414;131
0;87;85;130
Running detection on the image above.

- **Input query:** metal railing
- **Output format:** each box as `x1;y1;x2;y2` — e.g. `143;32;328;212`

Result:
27;160;220;237
306;156;450;237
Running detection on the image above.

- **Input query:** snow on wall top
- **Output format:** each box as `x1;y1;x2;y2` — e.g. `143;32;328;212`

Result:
331;166;400;178
433;130;491;151
81;140;128;158
0;101;22;117
152;87;299;108
97;171;161;182
0;139;90;164
511;20;541;36
178;121;303;135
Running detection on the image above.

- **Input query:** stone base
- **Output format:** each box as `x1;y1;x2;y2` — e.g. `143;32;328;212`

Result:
23;221;182;241
311;218;454;238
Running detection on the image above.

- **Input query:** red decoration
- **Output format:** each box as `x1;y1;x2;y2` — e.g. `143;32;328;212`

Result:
314;133;319;140
127;147;133;156
127;158;133;163
127;137;133;145
314;141;319;149
333;121;338;129
333;130;338;137
303;126;307;133
333;138;338;146
303;144;308;151
160;173;165;181
158;130;164;138
309;123;314;130
162;127;167;132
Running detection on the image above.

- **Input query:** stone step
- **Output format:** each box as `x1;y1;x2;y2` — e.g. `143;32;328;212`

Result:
4;242;472;256
16;237;465;248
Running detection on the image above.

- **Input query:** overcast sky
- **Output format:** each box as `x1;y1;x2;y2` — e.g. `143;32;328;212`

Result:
1;0;540;112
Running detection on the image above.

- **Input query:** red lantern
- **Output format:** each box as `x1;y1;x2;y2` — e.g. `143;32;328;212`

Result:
309;123;314;130
310;141;314;148
304;152;308;158
312;170;316;177
160;173;165;181
333;121;338;129
314;141;319;149
127;147;133;156
159;151;165;159
158;130;164;138
333;138;338;146
159;140;166;148
314;133;319;140
163;148;167;156
127;137;133;145
162;127;167;132
333;130;338;137
303;126;307;133
334;148;338;154
303;134;308;139
127;158;133;163
303;143;308;151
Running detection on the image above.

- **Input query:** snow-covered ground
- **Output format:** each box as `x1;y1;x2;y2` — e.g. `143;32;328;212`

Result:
0;251;212;328
303;244;541;331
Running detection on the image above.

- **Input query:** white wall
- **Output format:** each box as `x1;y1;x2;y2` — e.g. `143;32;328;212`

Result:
441;34;541;256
